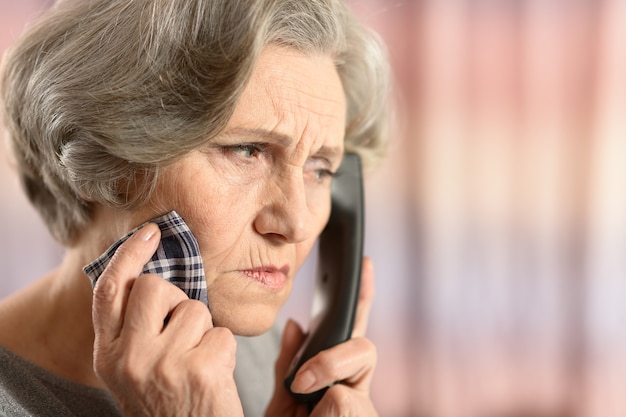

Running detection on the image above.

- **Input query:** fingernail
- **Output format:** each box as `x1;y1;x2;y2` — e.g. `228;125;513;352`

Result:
291;369;317;394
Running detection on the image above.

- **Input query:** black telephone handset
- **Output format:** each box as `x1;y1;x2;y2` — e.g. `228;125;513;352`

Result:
284;152;364;410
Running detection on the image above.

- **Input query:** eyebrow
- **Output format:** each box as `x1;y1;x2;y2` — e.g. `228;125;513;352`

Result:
223;127;344;162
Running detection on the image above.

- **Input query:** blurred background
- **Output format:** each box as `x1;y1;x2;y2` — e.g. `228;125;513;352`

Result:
2;1;626;416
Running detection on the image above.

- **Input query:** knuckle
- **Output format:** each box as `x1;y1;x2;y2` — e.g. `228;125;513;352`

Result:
212;326;236;346
324;384;353;411
112;241;141;264
180;299;210;316
92;277;119;304
115;348;146;386
188;361;224;388
208;327;237;366
348;337;377;366
169;299;213;330
92;347;114;380
94;342;142;386
102;249;134;278
357;337;377;358
152;357;176;387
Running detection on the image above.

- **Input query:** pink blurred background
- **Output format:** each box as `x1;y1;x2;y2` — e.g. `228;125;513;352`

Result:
2;1;626;416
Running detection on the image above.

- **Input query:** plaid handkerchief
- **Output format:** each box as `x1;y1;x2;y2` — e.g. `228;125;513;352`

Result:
83;211;208;307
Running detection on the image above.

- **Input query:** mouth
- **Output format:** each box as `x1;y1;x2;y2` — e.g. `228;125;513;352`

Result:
240;265;290;290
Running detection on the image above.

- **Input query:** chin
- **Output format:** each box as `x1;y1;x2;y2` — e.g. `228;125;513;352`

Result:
210;303;279;336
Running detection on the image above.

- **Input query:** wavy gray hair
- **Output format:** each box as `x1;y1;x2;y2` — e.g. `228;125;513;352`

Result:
0;0;389;245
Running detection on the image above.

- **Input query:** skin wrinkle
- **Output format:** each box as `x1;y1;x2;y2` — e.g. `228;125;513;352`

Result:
87;46;346;336
221;128;343;172
148;158;258;305
155;46;345;334
263;51;345;169
275;101;340;171
0;2;385;412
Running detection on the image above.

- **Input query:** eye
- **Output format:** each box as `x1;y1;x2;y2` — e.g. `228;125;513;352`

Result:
314;168;336;181
224;143;266;158
305;157;337;183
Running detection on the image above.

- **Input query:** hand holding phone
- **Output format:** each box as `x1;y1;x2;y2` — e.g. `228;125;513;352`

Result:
284;152;364;409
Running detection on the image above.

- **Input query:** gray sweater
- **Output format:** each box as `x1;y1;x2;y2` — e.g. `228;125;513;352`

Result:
0;326;280;417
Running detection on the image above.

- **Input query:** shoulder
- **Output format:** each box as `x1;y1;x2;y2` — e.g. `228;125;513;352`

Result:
0;345;66;417
0;293;30;353
0;345;120;417
0;278;52;363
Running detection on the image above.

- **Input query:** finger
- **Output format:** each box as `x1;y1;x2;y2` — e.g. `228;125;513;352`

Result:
265;320;307;415
188;327;245;417
92;223;160;344
276;319;305;384
192;326;238;371
161;298;214;350
122;273;190;337
310;384;377;417
289;337;377;395
352;256;375;338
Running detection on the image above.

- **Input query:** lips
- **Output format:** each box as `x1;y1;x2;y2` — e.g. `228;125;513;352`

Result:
241;265;289;290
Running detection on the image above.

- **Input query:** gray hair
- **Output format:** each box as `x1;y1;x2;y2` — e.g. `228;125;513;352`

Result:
0;0;389;245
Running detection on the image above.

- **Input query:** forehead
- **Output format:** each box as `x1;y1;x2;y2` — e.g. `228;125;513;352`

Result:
227;45;347;152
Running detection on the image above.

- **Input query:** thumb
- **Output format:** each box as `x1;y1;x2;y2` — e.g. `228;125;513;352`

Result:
92;223;161;344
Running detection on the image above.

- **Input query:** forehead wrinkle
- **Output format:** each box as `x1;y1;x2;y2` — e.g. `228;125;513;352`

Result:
287;99;345;127
268;74;345;120
264;95;344;165
262;57;345;120
228;47;346;165
274;105;342;168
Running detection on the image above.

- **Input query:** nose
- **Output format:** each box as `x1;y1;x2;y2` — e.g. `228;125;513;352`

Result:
253;168;317;244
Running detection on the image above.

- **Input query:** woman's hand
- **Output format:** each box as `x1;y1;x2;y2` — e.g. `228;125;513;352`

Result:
266;257;379;417
91;223;243;417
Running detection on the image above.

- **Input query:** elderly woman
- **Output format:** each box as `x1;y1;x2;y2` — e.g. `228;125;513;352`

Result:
0;0;389;416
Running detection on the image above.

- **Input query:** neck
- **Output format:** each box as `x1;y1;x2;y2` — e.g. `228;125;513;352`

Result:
0;207;147;389
0;246;106;389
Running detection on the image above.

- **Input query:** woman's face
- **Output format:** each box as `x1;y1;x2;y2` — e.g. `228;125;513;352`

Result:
117;46;347;335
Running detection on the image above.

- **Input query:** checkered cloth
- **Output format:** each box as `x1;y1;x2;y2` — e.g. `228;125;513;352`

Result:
83;211;208;307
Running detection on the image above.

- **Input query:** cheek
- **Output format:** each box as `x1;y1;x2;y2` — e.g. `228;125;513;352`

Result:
177;182;258;259
154;163;259;257
294;239;318;273
308;185;332;231
294;194;331;269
